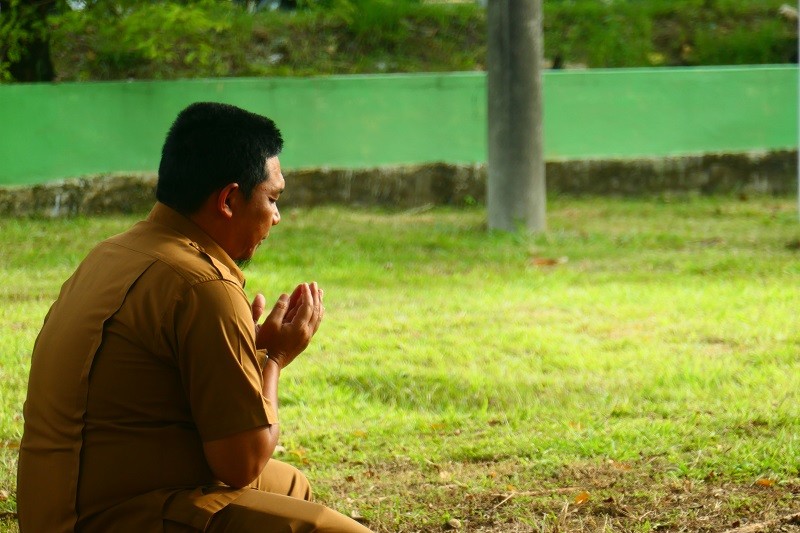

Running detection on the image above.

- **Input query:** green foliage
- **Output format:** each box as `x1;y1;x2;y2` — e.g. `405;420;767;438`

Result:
241;0;483;76
6;0;800;81
342;0;424;46
49;0;254;80
544;0;797;68
690;20;797;65
0;0;55;82
545;1;656;68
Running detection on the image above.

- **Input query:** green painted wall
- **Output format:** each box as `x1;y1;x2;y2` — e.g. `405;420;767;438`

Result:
545;66;798;160
0;66;796;185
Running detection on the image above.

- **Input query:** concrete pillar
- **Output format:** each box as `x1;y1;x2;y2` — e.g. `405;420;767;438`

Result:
487;0;546;232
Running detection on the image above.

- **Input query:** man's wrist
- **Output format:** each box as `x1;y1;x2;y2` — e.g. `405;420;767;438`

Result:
265;355;282;371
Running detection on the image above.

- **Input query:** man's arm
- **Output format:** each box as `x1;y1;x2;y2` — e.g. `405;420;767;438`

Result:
202;282;324;488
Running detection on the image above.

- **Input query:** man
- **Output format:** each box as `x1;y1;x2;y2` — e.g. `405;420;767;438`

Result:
18;102;372;532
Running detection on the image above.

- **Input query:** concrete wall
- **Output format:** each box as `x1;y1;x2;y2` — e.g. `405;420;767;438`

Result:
1;66;797;186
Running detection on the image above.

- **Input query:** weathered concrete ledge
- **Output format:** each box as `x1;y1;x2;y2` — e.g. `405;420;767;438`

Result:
0;150;796;217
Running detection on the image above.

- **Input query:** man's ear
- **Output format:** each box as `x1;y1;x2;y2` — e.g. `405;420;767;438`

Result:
216;183;240;219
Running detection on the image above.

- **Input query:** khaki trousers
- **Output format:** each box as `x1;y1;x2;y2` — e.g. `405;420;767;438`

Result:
165;460;372;533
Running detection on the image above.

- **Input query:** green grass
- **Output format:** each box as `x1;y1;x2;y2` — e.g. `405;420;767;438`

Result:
1;196;799;531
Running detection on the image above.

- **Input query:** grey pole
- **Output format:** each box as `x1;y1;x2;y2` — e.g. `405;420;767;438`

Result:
487;0;546;232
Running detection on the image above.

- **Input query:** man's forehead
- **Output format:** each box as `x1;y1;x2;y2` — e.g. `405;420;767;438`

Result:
268;171;285;190
264;157;285;188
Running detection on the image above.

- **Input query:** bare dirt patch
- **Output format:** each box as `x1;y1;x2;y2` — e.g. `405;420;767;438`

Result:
314;457;799;532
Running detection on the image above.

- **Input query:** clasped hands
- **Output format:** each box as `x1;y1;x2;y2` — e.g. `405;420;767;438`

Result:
250;282;325;370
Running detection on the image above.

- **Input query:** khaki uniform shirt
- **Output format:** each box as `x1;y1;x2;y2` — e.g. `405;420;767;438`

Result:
18;203;277;532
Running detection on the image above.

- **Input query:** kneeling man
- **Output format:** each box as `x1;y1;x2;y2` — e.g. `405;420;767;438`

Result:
18;102;372;533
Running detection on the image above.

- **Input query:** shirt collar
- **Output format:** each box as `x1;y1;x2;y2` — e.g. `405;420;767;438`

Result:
146;202;246;287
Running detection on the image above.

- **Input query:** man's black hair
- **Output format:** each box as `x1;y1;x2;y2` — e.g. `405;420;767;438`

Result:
156;102;283;214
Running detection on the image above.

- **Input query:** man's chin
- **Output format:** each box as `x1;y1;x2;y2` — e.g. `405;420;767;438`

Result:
234;246;259;269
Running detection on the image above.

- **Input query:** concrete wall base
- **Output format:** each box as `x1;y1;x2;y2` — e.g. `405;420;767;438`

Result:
0;150;796;217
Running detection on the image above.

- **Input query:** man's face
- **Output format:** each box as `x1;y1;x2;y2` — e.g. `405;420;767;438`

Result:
228;156;284;264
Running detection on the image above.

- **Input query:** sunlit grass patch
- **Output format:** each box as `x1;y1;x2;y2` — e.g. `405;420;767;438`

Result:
0;196;798;531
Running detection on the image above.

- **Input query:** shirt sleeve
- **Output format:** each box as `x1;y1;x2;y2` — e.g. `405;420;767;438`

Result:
172;279;277;442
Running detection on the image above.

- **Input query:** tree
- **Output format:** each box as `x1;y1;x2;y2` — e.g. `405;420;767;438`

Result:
0;0;58;82
1;0;245;82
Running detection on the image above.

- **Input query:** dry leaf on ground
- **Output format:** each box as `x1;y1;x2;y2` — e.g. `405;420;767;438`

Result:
574;491;591;504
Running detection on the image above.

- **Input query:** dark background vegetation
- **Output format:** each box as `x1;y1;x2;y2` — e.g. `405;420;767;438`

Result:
1;0;797;83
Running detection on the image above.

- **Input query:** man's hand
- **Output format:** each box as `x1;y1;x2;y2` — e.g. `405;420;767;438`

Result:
251;293;267;336
255;282;324;369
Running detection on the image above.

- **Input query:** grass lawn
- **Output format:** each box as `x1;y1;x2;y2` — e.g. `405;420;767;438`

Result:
0;196;798;532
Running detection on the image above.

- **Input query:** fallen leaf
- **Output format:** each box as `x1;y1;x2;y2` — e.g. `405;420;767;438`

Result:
756;478;775;487
574;491;590;504
349;509;366;522
439;471;452;481
487;471;498;479
352;430;367;438
345;475;355;483
0;490;8;501
531;257;568;267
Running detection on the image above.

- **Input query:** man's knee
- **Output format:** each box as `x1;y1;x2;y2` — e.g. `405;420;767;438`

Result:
251;459;312;501
208;491;373;533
